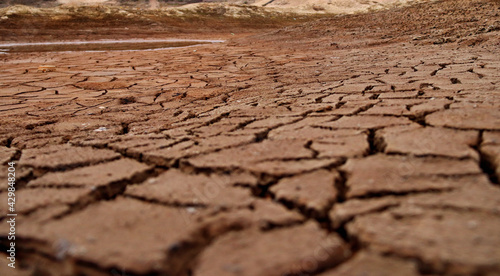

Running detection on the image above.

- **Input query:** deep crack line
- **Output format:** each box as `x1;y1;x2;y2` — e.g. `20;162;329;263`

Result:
476;131;500;185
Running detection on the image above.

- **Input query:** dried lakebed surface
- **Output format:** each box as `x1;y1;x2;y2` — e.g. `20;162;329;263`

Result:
1;0;500;275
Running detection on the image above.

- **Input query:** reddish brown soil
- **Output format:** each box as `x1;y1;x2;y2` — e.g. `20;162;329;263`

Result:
1;0;500;275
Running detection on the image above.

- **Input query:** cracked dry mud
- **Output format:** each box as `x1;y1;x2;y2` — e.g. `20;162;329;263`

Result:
1;0;500;275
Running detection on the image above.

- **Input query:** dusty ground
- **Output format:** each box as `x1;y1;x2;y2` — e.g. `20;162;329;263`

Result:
1;0;500;275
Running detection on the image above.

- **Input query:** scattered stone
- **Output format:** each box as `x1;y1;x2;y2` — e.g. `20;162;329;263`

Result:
37;65;56;73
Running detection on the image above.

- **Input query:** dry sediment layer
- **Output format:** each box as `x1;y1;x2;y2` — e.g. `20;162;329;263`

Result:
1;0;500;275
